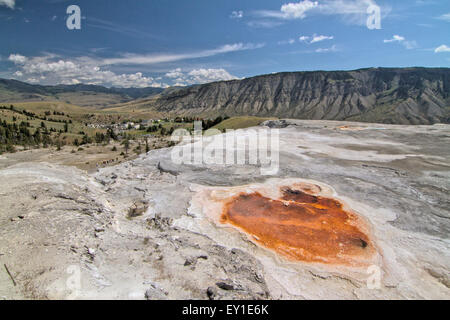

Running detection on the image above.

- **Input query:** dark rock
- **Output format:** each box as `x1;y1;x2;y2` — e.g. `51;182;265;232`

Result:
262;120;289;128
216;281;242;291
206;286;217;300
184;257;195;266
254;272;264;283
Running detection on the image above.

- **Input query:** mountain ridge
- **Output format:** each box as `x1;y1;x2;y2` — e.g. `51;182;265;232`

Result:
153;67;450;125
1;67;449;124
0;78;164;107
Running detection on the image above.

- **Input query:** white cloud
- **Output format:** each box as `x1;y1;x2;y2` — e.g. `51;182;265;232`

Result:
26;78;39;84
318;0;377;15
254;0;390;27
165;68;238;86
280;0;319;19
230;11;244;19
315;0;389;25
383;35;405;43
8;53;167;88
101;43;264;65
299;36;310;42
310;34;334;43
437;13;450;22
5;42;262;88
297;34;333;44
383;35;417;50
8;52;240;88
256;0;318;20
188;68;237;83
165;68;184;79
8;54;27;64
435;45;450;53
0;0;15;9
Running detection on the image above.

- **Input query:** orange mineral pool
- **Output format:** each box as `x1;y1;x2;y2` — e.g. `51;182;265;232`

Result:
220;186;375;265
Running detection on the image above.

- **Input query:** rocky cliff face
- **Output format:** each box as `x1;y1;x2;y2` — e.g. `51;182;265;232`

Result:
154;68;450;125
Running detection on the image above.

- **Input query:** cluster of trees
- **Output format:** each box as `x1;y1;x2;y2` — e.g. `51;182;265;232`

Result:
143;115;229;136
1;106;230;155
0;120;56;153
1;106;119;153
202;115;229;130
144;123;175;136
43;117;72;124
174;116;201;123
1;105;72;124
160;126;175;136
94;128;118;143
38;121;68;134
73;128;118;147
46;111;66;116
119;135;151;156
173;115;229;127
146;123;162;133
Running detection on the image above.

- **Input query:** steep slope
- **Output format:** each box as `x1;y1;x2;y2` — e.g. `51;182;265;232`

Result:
153;68;450;124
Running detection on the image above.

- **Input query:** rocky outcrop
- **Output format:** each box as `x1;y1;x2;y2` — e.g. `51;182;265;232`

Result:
154;68;450;125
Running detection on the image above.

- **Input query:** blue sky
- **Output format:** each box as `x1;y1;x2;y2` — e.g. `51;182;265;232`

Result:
1;0;449;88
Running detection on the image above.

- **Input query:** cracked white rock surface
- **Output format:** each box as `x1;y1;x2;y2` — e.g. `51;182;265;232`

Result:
0;119;449;299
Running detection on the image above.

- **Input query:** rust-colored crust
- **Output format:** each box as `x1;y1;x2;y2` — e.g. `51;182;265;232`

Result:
220;186;376;266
